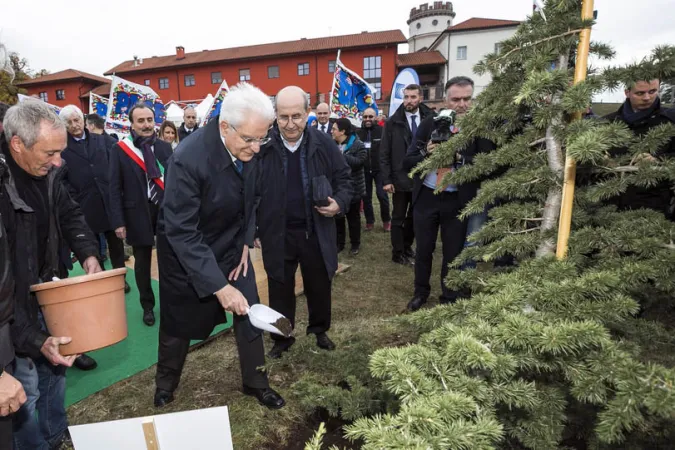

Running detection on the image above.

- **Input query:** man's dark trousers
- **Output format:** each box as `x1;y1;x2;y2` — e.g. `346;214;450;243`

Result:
155;261;268;392
0;362;13;450
391;191;414;256
413;186;466;303
133;201;159;312
268;229;331;342
363;171;390;225
336;200;362;251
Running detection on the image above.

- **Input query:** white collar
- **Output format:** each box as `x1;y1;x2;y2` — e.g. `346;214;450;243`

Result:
185;126;194;132
405;110;419;119
281;133;304;153
220;136;238;163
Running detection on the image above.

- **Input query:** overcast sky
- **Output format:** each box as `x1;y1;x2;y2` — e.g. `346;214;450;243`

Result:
1;0;673;102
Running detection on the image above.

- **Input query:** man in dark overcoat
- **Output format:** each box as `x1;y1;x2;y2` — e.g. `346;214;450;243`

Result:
153;83;285;410
108;104;173;326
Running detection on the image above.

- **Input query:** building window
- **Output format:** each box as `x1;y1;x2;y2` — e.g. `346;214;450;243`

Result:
363;56;381;79
297;63;310;76
39;92;48;102
184;74;196;87
159;78;169;90
363;56;382;100
422;87;430;100
56;89;65;100
328;60;336;73
144;79;150;86
457;46;468;60
211;72;222;84
432;19;438;26
239;69;250;81
268;66;280;79
416;23;421;29
494;43;503;55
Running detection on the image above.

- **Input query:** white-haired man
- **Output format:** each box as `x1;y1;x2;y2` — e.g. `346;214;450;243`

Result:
153;83;285;409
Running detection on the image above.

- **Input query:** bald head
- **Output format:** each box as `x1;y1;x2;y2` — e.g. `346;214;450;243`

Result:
276;86;310;144
362;107;377;128
316;102;330;125
184;107;197;129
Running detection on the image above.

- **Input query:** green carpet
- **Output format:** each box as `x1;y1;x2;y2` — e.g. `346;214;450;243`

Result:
65;260;231;407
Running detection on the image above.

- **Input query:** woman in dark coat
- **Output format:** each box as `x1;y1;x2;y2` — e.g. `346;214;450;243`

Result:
331;118;367;255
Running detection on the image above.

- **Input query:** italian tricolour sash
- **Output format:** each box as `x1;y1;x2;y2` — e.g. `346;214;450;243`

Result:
117;135;166;190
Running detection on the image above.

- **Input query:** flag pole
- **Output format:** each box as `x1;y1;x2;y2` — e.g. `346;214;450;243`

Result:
555;0;594;259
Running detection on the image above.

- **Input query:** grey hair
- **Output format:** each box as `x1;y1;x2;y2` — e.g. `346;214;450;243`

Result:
60;104;84;122
219;82;275;127
3;100;65;148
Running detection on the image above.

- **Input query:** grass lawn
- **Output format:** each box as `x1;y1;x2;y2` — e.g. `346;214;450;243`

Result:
66;216;442;449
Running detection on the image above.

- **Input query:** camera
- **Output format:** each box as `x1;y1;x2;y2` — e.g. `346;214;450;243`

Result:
429;109;457;144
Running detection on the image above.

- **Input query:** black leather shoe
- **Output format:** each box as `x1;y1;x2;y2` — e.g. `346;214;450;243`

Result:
124;281;131;294
392;254;414;266
74;354;98;371
350;246;360;256
243;385;285;410
143;309;155;326
407;296;427;312
267;337;295;359
404;247;416;259
154;389;174;407
316;332;336;351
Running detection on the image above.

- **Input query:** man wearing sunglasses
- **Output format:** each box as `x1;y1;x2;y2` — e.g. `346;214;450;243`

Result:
257;86;352;359
178;107;199;142
153;83;285;410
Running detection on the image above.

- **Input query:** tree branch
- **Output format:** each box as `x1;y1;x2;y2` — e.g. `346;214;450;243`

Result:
509;227;542;235
495;29;584;63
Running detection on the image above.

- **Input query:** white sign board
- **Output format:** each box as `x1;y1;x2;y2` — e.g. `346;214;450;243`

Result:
69;406;233;450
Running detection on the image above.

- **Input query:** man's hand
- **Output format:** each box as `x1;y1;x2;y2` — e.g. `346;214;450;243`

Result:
0;372;27;416
215;285;249;316
315;196;341;217
253;238;261;249
82;256;102;275
115;227;126;240
228;246;249;282
40;336;78;367
426;141;439;154
383;184;395;194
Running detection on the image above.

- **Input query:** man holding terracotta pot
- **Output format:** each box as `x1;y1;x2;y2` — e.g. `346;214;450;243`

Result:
1;100;102;450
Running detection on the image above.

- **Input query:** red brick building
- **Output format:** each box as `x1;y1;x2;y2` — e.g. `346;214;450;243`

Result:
104;30;407;107
16;69;110;112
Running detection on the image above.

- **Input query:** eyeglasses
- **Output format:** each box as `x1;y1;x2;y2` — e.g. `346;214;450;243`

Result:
277;114;305;126
230;124;271;146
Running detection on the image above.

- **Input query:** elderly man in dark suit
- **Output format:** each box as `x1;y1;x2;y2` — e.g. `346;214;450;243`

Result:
153;83;284;410
108;104;173;326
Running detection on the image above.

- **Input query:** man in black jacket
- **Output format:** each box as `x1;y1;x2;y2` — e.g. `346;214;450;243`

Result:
177;107;199;142
154;83;284;410
3;100;101;450
380;84;434;265
258;86;352;359
357;107;391;232
0;101;27;450
109;104;173;326
603;79;675;219
403;76;494;311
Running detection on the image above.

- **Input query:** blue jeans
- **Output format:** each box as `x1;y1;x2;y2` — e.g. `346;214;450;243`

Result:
459;206;489;270
363;171;391;225
12;316;68;450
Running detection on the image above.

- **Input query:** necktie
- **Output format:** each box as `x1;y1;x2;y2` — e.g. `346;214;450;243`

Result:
410;115;418;137
234;159;243;174
148;177;164;205
321;124;326;133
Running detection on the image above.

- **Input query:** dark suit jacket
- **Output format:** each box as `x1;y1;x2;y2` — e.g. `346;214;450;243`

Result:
156;120;260;339
403;115;495;209
314;119;335;135
61;130;114;233
108;137;173;247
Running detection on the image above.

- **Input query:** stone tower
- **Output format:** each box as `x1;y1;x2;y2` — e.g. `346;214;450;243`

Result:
407;2;456;52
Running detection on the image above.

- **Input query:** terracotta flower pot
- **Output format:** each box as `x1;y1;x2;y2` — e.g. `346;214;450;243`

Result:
31;268;129;356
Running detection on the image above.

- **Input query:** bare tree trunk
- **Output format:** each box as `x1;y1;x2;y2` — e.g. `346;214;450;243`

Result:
536;55;568;258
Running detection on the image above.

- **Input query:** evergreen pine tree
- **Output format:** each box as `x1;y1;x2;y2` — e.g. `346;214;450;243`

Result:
333;0;675;448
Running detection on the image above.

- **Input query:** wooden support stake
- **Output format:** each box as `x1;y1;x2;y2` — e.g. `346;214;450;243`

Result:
142;419;160;450
555;0;595;259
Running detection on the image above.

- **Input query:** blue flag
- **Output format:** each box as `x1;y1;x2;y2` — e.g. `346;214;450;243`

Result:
330;58;379;126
